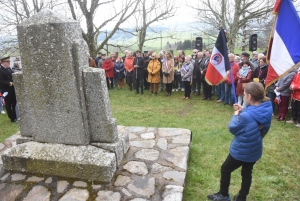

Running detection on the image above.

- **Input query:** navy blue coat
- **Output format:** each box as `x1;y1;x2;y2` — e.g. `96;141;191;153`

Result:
114;62;125;79
228;101;272;162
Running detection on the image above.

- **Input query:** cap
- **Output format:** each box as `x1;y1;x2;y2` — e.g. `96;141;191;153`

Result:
0;56;10;62
241;52;250;57
15;57;20;61
144;51;148;54
97;51;102;54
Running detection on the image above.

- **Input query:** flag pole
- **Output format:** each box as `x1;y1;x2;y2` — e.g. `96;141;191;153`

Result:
229;69;237;103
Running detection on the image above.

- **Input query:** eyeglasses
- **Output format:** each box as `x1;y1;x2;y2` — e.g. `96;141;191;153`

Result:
193;52;197;53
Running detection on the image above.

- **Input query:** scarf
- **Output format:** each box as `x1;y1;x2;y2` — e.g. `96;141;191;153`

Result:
239;66;250;77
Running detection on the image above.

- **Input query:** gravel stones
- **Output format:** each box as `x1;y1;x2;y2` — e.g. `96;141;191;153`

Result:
123;161;148;175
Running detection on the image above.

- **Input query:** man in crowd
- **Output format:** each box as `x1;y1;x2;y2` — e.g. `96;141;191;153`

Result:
0;57;17;122
202;51;212;100
143;51;150;90
124;51;135;91
239;52;255;72
134;50;145;94
193;52;204;96
94;51;102;67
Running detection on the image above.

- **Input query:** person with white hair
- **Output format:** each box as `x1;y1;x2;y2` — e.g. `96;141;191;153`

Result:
234;55;241;63
181;55;194;100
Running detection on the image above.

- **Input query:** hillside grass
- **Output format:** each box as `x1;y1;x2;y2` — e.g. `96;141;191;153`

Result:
1;88;299;200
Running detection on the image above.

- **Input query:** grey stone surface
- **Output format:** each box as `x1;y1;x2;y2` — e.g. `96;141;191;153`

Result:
114;175;131;186
172;134;191;145
163;171;186;185
45;177;52;184
23;185;50;201
127;177;155;198
162;185;183;201
2;142;116;182
17;9;90;145
122;188;132;196
129;133;138;140
92;139;123;166
130;199;149;201
0;173;10;181
140;132;155;139
11;173;26;181
59;188;89;201
0;183;6;191
151;163;172;174
165;146;189;170
83;67;118;143
0;184;24;201
96;191;121;201
125;127;147;133
158;128;191;137
91;184;102;190
57;181;69;193
0;143;5;151
26;176;44;182
123;161;148;175
130;140;155;148
134;149;160;161
120;133;130;155
157;138;168;150
73;181;87;188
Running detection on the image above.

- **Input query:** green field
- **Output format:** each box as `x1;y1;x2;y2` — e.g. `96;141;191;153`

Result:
1;88;299;200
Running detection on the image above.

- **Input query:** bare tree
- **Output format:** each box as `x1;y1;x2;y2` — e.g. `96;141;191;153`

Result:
67;0;140;56
192;0;274;52
0;0;64;55
122;0;177;51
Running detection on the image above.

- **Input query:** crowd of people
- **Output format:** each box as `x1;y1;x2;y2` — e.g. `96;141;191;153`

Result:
87;49;300;128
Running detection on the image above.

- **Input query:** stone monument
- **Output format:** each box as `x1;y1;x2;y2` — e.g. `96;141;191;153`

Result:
1;9;129;182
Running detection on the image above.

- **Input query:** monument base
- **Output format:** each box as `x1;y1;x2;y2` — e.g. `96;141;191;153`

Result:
1;141;122;182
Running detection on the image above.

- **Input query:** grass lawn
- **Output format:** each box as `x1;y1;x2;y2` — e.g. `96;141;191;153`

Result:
1;88;299;200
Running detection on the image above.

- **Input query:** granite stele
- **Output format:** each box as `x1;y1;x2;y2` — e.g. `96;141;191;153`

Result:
1;9;129;182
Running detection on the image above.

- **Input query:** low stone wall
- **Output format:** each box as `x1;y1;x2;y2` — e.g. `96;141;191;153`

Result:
0;126;192;201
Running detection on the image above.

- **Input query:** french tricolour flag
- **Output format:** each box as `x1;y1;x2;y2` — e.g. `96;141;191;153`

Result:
266;0;300;88
205;28;230;85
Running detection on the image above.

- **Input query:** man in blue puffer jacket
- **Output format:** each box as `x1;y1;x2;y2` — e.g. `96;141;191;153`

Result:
208;82;273;201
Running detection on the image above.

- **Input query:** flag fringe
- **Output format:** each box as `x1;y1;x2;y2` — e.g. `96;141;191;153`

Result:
265;62;300;90
205;71;229;86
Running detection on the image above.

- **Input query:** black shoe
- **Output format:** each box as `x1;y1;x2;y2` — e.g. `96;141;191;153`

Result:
233;195;246;201
11;119;17;122
207;192;231;201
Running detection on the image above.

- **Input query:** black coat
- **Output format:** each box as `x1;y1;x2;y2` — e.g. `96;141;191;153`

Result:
253;64;268;87
134;57;145;79
0;65;15;95
193;58;204;81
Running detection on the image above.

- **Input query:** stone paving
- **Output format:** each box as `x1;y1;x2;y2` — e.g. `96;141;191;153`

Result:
0;126;192;201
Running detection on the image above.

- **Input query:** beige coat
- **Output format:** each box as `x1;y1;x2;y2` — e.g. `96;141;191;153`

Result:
162;58;174;83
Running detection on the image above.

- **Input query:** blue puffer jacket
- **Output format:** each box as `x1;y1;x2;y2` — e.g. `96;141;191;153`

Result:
228;101;272;162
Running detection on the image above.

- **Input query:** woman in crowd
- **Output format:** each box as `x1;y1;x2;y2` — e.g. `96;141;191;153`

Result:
253;56;268;87
208;82;272;201
147;53;161;95
114;57;125;89
287;67;300;127
181;55;194;100
236;61;252;106
162;51;174;96
275;69;297;121
102;56;114;89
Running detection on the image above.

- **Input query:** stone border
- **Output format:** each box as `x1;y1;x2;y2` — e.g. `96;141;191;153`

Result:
0;126;192;201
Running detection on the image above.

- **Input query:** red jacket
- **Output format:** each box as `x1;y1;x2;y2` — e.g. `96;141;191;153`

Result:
224;62;240;85
291;71;300;101
102;60;114;78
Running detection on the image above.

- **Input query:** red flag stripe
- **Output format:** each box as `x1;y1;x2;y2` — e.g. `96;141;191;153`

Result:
205;63;224;85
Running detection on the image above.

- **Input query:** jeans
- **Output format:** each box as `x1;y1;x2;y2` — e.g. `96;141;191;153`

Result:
217;82;225;101
220;154;256;198
224;84;232;104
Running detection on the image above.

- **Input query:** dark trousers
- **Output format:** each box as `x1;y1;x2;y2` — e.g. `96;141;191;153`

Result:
165;83;172;94
192;77;197;92
267;91;276;112
278;95;289;119
127;76;134;90
173;73;180;89
135;79;143;94
143;70;149;89
220;154;256;198
195;80;202;95
106;77;114;89
202;79;212;98
4;92;17;121
291;99;300;123
184;81;191;98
